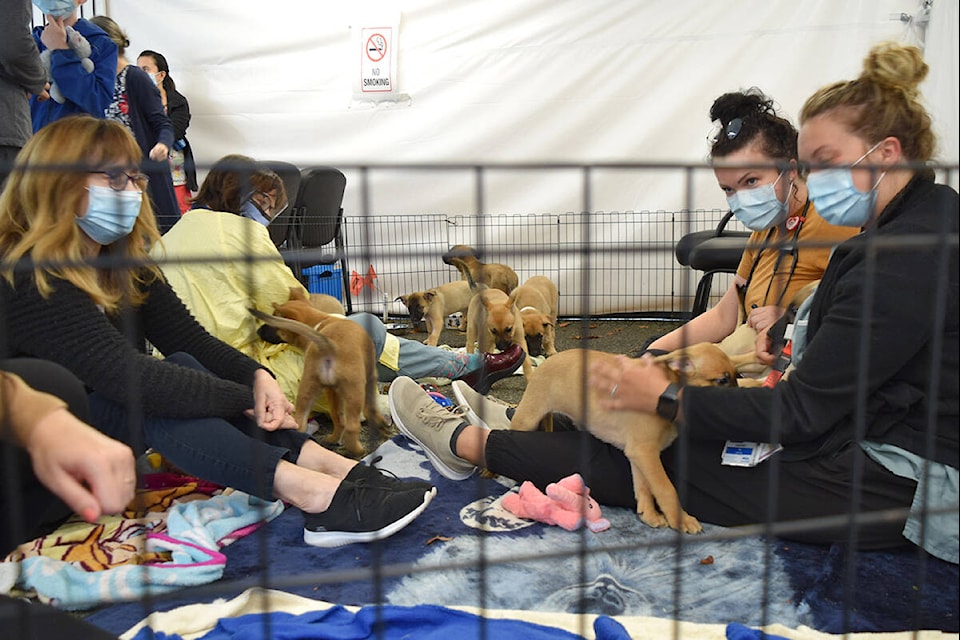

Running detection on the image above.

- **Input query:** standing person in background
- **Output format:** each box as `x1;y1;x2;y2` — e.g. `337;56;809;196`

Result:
138;50;198;214
0;0;47;186
89;15;179;233
28;0;117;132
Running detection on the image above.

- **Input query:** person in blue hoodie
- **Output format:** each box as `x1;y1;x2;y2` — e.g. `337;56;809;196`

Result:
29;0;117;132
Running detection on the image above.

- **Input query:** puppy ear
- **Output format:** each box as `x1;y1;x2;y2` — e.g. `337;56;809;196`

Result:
424;291;435;302
662;354;695;377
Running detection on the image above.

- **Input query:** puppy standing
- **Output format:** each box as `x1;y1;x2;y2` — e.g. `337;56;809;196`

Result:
397;280;472;346
251;299;387;457
509;343;740;534
442;244;519;294
509;275;559;358
450;254;534;380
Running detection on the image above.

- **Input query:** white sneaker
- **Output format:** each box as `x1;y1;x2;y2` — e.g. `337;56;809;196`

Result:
389;377;477;480
451;380;512;431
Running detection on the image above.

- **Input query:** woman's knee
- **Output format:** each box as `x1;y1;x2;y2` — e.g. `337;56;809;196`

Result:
0;358;91;422
348;312;386;342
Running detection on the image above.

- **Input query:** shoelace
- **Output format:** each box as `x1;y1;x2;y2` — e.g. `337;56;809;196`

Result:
417;402;469;431
368;455;399;482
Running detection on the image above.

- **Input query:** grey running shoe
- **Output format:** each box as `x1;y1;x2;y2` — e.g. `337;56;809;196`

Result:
451;380;512;431
388;376;477;480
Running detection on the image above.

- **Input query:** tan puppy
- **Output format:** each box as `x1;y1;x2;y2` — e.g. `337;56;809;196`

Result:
250;300;387;457
509;275;559;358
443;244;519;294
308;291;346;315
510;343;740;534
465;287;534;379
397;280;472;346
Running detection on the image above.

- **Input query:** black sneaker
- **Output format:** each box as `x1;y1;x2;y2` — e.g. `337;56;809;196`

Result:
347;457;436;495
302;479;432;547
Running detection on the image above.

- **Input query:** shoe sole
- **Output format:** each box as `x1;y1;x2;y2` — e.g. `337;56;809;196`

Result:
389;383;477;481
302;489;434;548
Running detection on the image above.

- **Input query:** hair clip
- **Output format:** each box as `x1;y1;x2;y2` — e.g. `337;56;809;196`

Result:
725;118;743;140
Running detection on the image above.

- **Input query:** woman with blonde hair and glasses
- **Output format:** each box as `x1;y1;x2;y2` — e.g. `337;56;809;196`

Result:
0;115;434;549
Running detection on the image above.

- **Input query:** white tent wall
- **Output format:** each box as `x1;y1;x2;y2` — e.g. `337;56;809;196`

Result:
106;1;957;314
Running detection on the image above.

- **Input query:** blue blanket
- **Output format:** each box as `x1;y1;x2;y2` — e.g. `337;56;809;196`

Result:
87;436;958;636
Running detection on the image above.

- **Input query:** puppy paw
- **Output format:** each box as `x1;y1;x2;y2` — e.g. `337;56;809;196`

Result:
638;510;668;529
680;512;703;534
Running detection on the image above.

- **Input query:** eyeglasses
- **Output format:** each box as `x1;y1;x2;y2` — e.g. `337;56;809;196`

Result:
89;169;149;192
251;191;287;217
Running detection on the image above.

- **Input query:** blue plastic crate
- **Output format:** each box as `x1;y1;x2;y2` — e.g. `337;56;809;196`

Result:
302;264;343;301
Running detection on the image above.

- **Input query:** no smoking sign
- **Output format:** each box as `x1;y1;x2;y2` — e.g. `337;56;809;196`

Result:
360;27;393;93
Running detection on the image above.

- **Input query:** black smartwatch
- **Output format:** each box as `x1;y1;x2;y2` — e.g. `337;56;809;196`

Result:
656;382;681;422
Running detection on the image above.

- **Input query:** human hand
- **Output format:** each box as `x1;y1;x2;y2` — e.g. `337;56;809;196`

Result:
588;354;670;414
26;408;136;523
250;369;295;431
34;83;52;102
746;305;784;333
149;143;169;162
40;16;69;51
753;328;778;366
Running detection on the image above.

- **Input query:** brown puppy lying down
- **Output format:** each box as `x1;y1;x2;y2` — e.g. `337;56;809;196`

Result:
250;298;387;457
509;343;743;534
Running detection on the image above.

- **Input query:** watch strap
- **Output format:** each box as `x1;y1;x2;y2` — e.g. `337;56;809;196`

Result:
656;382;681;422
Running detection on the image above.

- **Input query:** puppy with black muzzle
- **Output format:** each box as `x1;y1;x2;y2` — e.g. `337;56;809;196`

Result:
251;295;387;457
442;244;519;295
464;287;534;380
397;280;472;346
509;343;745;534
509;275;559;358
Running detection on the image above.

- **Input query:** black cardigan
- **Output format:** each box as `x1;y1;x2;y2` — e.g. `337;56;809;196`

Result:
0;271;263;419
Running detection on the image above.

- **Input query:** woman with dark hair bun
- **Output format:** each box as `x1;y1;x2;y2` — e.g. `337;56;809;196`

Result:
138;49;198;214
647;87;857;364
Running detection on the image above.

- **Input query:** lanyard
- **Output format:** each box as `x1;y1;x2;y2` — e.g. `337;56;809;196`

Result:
738;198;810;320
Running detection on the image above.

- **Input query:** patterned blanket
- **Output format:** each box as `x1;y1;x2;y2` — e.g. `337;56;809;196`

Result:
0;472;283;610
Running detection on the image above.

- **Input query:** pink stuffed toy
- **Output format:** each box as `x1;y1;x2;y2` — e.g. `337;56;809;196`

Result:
546;473;611;533
501;473;610;533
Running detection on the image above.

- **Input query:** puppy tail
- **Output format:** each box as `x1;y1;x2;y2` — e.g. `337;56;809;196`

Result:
446;256;486;293
249;308;336;354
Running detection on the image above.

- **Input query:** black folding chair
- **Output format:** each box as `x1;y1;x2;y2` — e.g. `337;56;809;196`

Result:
286;166;351;312
674;210;751;317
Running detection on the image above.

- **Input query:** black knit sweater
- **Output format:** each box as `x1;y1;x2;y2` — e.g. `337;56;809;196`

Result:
0;271;263;419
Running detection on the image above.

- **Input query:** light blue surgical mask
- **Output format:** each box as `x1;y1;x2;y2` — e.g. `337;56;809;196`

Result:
32;0;75;17
726;172;790;231
77;186;141;245
240;199;271;226
806;141;886;228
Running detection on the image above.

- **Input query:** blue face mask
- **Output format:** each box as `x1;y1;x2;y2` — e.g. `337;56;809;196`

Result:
32;0;75;17
240;199;271;226
77;186;141;245
726;172;790;231
806;141;886;228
